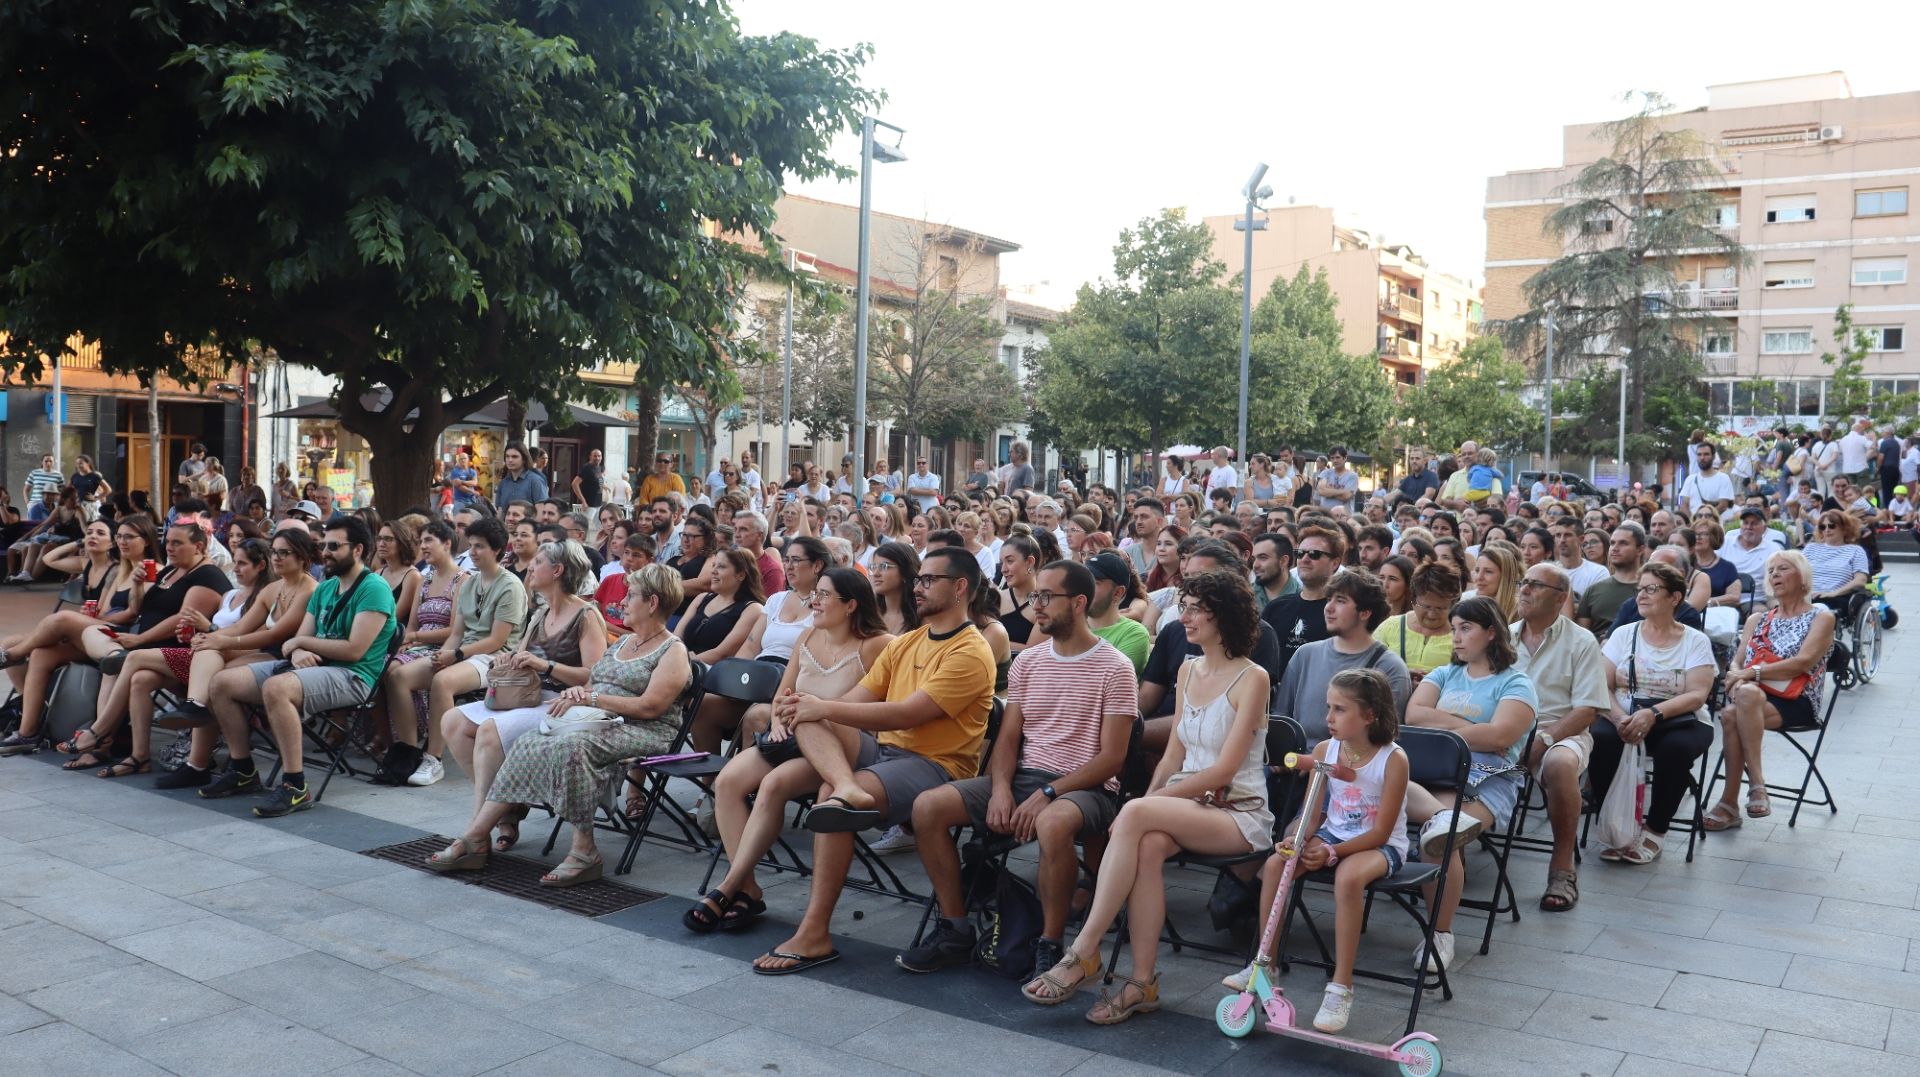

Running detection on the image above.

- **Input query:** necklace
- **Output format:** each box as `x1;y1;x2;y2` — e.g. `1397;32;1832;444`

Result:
623;627;667;656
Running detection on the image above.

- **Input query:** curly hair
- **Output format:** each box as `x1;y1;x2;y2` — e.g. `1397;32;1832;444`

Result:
1178;569;1259;659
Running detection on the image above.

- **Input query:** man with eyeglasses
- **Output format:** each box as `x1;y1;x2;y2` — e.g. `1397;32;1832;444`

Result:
637;452;686;506
1576;525;1647;640
1274;569;1410;740
905;457;942;514
898;559;1133;977
751;547;995;976
1259;524;1342;678
200;514;396;817
1512;561;1610;912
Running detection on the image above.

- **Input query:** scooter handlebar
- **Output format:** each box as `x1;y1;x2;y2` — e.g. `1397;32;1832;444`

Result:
1281;751;1357;783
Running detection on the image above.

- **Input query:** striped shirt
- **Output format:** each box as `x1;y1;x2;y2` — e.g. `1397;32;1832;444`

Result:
1803;541;1868;594
24;468;62;500
1005;637;1135;791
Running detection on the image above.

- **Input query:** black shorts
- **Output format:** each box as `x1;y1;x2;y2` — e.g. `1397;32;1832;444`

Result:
1771;692;1820;733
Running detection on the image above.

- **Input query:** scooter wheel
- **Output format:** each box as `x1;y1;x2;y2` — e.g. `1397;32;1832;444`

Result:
1397;1037;1443;1077
1215;993;1258;1038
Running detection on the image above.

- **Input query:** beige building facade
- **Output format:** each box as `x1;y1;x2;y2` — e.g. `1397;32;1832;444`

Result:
1202;205;1482;386
1485;73;1919;434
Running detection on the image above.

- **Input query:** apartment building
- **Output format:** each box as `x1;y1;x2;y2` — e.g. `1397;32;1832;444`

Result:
1485;72;1919;434
1202;204;1482;385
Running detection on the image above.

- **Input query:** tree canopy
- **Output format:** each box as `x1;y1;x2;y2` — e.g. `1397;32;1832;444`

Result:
0;0;872;506
1403;336;1534;455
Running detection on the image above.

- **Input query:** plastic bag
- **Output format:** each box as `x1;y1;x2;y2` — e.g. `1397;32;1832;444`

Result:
1595;740;1646;850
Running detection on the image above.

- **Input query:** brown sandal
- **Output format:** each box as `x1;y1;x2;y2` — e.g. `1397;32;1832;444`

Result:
96;757;151;779
1540;868;1579;912
1022;951;1101;1005
1086;973;1161;1025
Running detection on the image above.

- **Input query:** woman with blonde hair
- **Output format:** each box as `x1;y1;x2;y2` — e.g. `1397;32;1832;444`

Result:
1467;540;1523;621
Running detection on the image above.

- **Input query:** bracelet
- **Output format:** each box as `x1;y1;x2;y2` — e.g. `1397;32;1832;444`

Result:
589;689;599;709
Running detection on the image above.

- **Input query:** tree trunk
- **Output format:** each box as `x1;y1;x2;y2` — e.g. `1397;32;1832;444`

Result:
505;397;528;443
357;410;434;514
633;383;662;480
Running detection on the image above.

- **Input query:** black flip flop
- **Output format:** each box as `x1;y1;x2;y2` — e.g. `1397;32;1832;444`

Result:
751;949;840;976
717;893;768;933
804;795;881;833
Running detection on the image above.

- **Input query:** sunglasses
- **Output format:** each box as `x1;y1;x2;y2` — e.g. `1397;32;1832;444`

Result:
1298;549;1335;562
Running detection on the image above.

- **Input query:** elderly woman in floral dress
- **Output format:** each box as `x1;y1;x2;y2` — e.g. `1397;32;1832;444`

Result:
425;563;692;887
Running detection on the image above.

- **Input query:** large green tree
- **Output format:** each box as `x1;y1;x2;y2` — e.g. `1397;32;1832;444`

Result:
1497;91;1745;474
1030;209;1236;461
1238;266;1394;454
1404;337;1534;454
0;0;871;507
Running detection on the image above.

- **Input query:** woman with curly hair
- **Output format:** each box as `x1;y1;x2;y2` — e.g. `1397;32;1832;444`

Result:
1023;569;1270;1024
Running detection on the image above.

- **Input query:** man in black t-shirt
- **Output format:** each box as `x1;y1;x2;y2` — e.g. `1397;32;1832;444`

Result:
571;448;605;509
1259;523;1342;679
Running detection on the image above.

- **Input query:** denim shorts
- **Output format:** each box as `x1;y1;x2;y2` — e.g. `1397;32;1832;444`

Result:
1314;824;1403;876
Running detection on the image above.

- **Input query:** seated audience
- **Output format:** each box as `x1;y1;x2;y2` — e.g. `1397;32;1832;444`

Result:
1372;562;1461;682
1275;568;1412;739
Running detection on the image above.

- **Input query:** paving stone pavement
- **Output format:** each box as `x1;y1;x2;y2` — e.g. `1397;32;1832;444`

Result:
3;567;1920;1075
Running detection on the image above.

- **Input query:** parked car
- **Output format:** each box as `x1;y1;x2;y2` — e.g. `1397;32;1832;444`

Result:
1516;470;1605;505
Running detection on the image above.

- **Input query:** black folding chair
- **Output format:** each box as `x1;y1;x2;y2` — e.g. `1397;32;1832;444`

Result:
266;629;409;800
51;576;85;613
557;659;709;874
1579;730;1713;863
1281;726;1470;1036
673;659;813;886
1707;643;1847;828
1454;729;1535;955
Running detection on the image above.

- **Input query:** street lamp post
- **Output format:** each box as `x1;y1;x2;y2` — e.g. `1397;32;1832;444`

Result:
850;116;907;491
1542;304;1555;474
1617;346;1630;490
1233;164;1271;474
780;248;817;473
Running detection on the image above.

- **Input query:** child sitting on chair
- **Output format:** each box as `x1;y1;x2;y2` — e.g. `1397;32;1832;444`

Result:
1222;668;1409;1033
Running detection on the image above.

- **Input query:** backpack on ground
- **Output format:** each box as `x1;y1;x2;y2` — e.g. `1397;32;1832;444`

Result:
973;866;1044;981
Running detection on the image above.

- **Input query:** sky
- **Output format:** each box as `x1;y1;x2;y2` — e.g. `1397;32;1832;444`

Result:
734;0;1920;310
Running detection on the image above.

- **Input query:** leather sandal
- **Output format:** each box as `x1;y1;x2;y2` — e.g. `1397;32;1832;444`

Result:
424;835;490;873
1085;972;1161;1025
57;727;103;756
493;805;530;853
1746;792;1772;818
540;852;603;888
1022;951;1101;1006
1703;802;1743;831
1540;868;1579;912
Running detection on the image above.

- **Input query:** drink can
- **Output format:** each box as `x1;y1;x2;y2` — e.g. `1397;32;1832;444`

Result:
142;559;158;582
176;617;195;643
82;599;99;618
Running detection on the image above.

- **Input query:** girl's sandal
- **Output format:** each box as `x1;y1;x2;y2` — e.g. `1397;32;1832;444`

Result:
424;835;490;873
1086;973;1161;1025
1021;951;1101;1006
61;752;106;771
96;757;151;779
1703;802;1743;831
57;727;102;756
1746;792;1772;819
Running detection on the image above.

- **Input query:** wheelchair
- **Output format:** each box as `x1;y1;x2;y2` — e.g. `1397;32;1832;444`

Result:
1825;577;1885;687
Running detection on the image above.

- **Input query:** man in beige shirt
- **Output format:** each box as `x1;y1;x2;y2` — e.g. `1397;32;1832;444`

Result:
1512;562;1612;913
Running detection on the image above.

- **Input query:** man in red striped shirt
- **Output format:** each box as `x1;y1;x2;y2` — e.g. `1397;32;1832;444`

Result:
897;560;1135;978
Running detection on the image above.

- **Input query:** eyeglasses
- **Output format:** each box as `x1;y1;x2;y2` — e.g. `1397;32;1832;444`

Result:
1519;579;1567;593
914;573;962;588
270;548;294;558
1413;601;1452;617
320;541;349;552
1635;585;1670;597
1817;522;1836;531
1030;591;1062;607
1177;601;1211;618
1298;549;1335;562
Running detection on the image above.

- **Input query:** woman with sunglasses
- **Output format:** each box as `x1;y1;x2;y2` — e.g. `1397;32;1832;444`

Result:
694;568;894;933
1805;510;1871;612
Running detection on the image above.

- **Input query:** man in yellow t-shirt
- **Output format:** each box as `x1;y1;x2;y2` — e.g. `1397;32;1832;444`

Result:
750;547;995;975
635;452;686;506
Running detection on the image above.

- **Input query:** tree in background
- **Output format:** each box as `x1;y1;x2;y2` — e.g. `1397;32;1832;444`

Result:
1030;210;1237;462
1404;336;1534;456
0;1;871;508
1496;91;1745;473
1239;266;1394;455
1816;303;1919;424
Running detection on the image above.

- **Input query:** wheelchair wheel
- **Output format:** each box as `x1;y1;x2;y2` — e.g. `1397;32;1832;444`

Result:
1853;602;1882;683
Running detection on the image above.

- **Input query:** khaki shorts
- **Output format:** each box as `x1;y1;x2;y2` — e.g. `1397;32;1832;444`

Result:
949;768;1119;840
1531;729;1593;776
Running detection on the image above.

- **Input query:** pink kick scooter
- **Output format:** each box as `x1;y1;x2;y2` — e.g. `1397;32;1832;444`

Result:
1214;752;1444;1076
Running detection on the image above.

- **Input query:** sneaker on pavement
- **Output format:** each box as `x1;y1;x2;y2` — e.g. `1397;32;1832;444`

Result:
155;764;213;790
869;825;917;854
1419;810;1483;861
199;765;261;799
1221;962;1255;992
1312;984;1353;1033
254;782;312;818
406;754;445;787
895;919;976;973
1413;930;1455;974
0;730;42;756
1032;937;1064;981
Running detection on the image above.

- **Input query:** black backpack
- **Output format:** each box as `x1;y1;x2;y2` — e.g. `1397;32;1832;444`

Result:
972;867;1044;980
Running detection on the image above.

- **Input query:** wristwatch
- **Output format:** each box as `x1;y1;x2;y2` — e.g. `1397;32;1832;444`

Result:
1041;785;1058;801
454;647;466;662
1323;845;1339;868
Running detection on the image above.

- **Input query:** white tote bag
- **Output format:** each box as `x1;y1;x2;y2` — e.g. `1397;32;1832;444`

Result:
1594;740;1647;850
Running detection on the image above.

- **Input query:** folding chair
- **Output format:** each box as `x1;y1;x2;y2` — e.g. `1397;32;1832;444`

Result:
1707;642;1847;828
1454;728;1536;955
682;659;809;886
1102;715;1307;976
269;629;408;800
1281;726;1470;1037
555;659;708;873
1579;728;1713;863
51;576;85;613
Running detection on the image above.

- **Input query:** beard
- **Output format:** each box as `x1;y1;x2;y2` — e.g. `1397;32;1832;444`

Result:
324;554;355;578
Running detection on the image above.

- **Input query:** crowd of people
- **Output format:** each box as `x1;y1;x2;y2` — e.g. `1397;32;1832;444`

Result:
0;428;1886;1034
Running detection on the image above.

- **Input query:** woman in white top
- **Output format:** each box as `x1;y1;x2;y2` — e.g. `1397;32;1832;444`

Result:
1159;455;1189;498
696;568;894;933
834;516;876;574
682;536;828;755
955;510;999;581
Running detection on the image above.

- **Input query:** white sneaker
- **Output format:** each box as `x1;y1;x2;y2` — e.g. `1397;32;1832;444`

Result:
1413;930;1455;973
1419;810;1483;861
407;754;445;787
1312;983;1352;1033
1221;963;1255;992
869;825;916;854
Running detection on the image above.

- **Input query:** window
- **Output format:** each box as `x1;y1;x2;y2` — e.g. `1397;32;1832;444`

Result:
1860;326;1906;352
1000;343;1021;375
938;255;959;292
1854;257;1908;285
1871;380;1920;410
1731;381;1784;415
1796;380;1824;416
1701;331;1735;356
1712;203;1739;229
1580;215;1613;235
1856;188;1909;217
1764;194;1816;223
1708;381;1732;414
1762;328;1813;354
1762;261;1815;289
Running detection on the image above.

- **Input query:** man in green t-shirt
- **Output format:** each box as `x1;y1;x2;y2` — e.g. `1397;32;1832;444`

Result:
1084;553;1149;672
1575;525;1646;643
203;515;397;818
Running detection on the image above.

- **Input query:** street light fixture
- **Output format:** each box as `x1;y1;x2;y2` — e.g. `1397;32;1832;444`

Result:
1233;163;1272;473
851;116;906;489
780;248;819;472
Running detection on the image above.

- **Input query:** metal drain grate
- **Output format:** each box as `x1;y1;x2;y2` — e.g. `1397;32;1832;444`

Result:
362;835;665;917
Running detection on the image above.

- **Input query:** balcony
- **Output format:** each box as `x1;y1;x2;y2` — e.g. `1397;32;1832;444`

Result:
1377;338;1420;364
1643;286;1739;313
1378;293;1423;323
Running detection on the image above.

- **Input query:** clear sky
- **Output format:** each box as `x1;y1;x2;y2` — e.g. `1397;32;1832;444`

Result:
734;1;1920;310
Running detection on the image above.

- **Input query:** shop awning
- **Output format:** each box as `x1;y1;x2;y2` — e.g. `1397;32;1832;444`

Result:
267;393;628;428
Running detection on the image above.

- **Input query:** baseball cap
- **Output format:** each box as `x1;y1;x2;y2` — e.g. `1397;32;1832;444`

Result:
1738;505;1766;520
1085;551;1131;585
290;499;323;520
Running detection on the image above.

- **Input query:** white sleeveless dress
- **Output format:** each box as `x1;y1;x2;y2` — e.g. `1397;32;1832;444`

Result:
1171;663;1273;850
